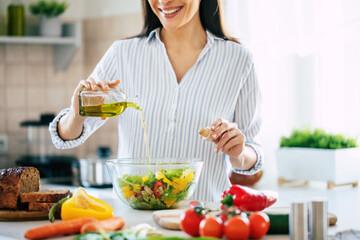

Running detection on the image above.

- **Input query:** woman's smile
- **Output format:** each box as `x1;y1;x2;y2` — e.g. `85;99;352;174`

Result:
159;6;183;18
148;0;201;30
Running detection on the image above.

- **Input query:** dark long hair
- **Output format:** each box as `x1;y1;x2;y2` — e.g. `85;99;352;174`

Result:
135;0;239;43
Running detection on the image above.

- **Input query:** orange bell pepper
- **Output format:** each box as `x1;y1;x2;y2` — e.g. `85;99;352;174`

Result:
61;187;114;221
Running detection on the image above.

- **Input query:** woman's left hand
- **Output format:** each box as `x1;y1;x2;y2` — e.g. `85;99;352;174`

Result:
210;118;245;158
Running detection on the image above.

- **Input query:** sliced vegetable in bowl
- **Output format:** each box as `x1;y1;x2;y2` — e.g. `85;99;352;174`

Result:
118;168;195;209
107;158;203;210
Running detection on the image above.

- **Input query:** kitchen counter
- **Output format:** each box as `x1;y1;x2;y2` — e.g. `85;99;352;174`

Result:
0;183;359;240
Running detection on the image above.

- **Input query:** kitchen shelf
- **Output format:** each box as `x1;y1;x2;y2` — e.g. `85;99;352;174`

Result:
0;21;82;70
0;36;77;45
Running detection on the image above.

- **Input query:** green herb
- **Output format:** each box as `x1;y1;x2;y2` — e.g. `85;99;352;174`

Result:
280;128;358;149
29;0;68;18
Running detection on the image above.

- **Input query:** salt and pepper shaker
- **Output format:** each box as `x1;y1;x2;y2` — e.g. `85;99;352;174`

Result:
309;199;328;240
290;201;309;240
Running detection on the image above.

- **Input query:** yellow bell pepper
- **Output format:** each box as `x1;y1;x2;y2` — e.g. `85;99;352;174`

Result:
61;187;114;221
164;199;177;207
156;171;173;185
122;186;135;199
172;172;194;191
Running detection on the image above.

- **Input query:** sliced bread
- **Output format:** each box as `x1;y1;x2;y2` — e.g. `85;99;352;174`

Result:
20;188;70;203
28;202;56;212
0;167;40;209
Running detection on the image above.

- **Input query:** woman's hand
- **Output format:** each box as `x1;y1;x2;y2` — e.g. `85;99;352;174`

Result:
210;118;245;158
70;78;121;120
58;78;120;141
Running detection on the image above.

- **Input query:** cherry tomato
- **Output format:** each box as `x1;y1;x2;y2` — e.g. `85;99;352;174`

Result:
180;209;204;237
153;180;166;198
199;215;223;238
248;212;270;239
224;215;250;240
219;213;228;223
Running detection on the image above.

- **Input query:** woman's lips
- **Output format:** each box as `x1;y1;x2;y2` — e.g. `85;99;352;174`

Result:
159;6;183;18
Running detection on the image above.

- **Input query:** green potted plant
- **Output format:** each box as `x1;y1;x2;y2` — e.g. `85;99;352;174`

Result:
29;0;68;37
276;128;359;188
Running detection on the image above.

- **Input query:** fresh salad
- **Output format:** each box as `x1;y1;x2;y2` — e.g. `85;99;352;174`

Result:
118;168;195;209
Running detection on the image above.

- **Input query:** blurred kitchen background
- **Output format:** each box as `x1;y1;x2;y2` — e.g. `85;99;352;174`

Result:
0;0;359;187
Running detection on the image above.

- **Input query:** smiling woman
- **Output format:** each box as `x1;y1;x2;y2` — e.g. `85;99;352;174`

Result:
49;0;265;202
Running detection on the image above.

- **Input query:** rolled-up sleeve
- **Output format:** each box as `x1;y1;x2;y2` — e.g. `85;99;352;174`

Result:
48;41;120;149
49;108;107;149
232;57;263;175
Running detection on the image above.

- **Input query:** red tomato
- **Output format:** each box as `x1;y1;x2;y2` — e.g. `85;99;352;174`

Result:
153;181;166;198
219;213;228;223
249;212;270;239
224;215;250;240
180;209;204;237
199;215;223;238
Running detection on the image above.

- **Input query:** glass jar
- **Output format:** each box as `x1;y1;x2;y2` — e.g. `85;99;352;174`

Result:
7;0;25;36
78;86;139;117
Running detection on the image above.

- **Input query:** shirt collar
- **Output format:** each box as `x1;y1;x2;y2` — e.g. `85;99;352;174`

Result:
146;28;161;43
146;27;222;47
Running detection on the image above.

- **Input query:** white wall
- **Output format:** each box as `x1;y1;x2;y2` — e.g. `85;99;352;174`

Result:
82;0;141;19
224;0;360;186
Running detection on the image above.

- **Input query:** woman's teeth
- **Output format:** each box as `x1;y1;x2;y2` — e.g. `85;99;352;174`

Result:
162;7;181;14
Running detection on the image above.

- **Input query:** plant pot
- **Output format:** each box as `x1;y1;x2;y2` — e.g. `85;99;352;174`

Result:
40;16;61;37
229;170;263;186
276;147;360;186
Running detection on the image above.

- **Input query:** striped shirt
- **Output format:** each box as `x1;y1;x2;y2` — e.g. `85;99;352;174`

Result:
49;28;263;202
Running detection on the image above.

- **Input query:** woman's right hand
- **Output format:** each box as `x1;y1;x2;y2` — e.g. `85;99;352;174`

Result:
58;78;121;141
70;78;121;120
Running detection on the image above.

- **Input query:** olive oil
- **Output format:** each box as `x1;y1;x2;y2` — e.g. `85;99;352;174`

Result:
80;102;150;161
80;102;140;117
137;108;150;162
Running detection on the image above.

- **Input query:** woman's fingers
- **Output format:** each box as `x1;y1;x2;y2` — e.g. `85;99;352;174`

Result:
222;135;245;153
88;78;98;90
80;79;91;89
210;118;223;131
108;79;121;87
99;79;109;91
211;119;237;141
214;129;240;153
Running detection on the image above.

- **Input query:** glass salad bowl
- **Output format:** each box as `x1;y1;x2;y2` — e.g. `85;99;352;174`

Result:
106;158;203;210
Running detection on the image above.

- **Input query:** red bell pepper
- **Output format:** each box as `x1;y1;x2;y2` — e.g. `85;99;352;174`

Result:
221;185;278;212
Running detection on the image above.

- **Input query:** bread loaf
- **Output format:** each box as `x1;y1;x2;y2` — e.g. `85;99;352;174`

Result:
0;167;40;209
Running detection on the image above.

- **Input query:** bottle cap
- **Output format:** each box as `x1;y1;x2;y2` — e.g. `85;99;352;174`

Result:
199;128;211;139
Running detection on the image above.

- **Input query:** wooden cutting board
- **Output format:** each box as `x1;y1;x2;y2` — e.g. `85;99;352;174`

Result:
0;210;60;221
152;207;338;230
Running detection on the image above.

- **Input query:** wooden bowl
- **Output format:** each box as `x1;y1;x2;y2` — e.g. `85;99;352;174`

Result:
229;170;263;186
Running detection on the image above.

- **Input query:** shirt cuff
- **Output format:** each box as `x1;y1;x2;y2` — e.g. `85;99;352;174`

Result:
48;108;90;149
232;142;263;175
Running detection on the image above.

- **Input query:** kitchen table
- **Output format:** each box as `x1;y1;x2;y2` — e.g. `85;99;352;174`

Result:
0;183;359;240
